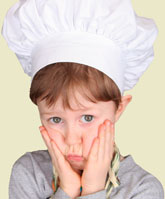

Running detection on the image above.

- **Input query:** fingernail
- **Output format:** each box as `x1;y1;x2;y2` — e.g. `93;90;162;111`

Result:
107;121;111;126
39;126;44;131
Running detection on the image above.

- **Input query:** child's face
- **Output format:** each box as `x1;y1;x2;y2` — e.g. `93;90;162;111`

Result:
37;91;117;171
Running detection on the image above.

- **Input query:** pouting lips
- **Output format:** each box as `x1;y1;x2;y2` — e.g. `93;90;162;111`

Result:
67;155;84;161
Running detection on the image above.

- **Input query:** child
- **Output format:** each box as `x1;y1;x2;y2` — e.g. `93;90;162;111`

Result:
2;0;164;198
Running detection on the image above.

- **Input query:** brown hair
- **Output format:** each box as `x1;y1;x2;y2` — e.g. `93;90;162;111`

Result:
30;62;121;110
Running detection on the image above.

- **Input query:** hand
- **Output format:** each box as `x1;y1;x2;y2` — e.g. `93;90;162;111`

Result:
81;119;115;196
39;126;81;198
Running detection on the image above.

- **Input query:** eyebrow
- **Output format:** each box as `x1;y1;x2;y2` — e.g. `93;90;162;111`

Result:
41;107;95;115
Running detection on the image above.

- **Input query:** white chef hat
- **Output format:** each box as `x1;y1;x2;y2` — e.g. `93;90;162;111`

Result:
2;0;158;95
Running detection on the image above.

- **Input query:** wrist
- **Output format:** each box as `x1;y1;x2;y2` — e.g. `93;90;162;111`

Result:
62;186;81;198
81;186;105;196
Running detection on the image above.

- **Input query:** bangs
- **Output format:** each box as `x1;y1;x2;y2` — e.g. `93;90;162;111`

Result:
30;62;121;110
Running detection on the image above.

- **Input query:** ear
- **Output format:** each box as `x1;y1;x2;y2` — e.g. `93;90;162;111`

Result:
115;95;132;122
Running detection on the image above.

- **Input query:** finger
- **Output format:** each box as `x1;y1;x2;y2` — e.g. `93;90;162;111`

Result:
98;124;106;161
50;140;66;170
104;121;113;158
39;126;53;152
39;128;56;162
39;127;62;171
88;137;99;162
50;140;74;173
39;126;59;165
110;122;115;153
105;121;115;160
50;139;64;162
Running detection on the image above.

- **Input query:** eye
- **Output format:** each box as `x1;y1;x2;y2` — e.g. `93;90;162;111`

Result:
50;117;62;124
81;115;94;123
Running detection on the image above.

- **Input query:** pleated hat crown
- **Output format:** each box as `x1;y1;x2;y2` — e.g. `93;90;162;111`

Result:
2;0;158;94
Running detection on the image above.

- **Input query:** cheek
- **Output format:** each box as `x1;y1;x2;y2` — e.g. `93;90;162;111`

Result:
82;125;98;159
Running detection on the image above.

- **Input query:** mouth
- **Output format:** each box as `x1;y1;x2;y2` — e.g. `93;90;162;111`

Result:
66;155;84;162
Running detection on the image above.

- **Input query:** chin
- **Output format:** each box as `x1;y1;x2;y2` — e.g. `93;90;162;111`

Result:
70;161;85;171
72;165;84;171
72;166;84;175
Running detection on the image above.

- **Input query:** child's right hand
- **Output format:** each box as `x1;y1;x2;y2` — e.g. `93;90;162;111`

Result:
39;126;81;198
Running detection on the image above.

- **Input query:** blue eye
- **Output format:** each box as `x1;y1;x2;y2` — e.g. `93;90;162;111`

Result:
50;117;62;124
81;115;94;123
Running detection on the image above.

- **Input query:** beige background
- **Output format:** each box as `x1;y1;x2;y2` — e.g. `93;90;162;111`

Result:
0;0;165;198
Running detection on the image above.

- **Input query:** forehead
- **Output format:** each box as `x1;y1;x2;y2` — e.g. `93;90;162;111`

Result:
39;91;96;111
38;91;116;115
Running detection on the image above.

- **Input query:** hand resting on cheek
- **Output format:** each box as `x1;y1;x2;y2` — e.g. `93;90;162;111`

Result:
39;119;115;198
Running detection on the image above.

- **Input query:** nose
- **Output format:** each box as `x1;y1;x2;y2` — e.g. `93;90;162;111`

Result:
64;124;82;146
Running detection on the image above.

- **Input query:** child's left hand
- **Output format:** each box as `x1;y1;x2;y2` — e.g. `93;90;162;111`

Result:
81;119;115;196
